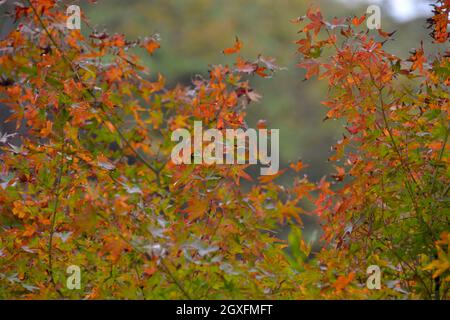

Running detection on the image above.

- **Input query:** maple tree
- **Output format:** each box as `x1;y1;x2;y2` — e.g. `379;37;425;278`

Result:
0;0;448;300
294;1;450;299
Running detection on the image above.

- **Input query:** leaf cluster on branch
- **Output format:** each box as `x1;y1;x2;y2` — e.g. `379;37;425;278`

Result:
0;0;448;299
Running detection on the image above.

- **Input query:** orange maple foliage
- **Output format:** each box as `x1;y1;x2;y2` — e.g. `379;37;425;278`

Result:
0;0;448;300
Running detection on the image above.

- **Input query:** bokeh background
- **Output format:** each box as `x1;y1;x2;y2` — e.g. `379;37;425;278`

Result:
0;0;436;245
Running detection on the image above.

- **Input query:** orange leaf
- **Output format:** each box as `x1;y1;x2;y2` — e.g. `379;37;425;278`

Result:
297;60;320;79
258;168;287;184
256;119;267;129
333;272;355;291
331;166;345;181
234;56;257;74
40;120;53;137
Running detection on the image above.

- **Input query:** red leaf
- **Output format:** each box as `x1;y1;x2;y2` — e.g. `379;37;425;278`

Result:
142;38;160;55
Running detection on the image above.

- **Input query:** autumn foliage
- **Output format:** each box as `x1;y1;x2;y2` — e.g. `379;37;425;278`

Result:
0;0;448;299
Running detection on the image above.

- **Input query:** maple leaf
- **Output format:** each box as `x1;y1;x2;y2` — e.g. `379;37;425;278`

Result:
12;201;28;219
40;120;53;137
22;224;36;237
257;55;283;72
331;166;345;182
1;0;448;300
333;272;355;291
290;160;307;173
424;247;450;279
223;36;242;55
143;265;157;277
304;6;324;35
290;15;305;24
14;3;30;22
258;168;287;184
89;31;109;40
254;66;269;77
97;155;116;171
104;66;123;83
237;167;253;182
351;15;366;27
184;198;209;220
409;46;426;72
0;76;14;87
0;132;17;144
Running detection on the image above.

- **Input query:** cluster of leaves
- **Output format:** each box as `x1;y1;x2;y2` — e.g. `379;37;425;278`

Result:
294;2;449;299
0;0;318;299
0;0;448;299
